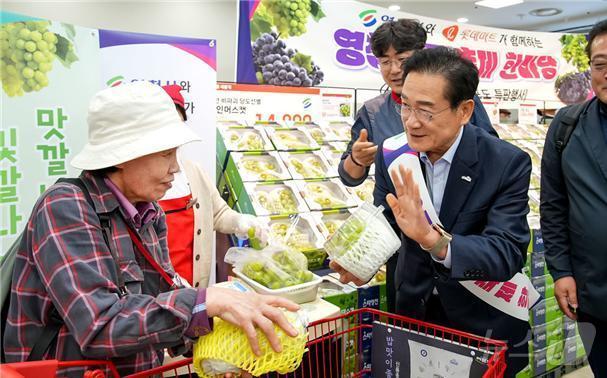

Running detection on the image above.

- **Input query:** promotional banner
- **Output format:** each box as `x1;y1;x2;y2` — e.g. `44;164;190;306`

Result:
1;12;100;249
99;30;217;178
237;0;592;105
1;12;217;253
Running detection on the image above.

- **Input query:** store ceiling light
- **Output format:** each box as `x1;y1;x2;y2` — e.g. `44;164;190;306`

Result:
529;8;562;17
474;0;524;9
457;17;469;23
388;5;400;11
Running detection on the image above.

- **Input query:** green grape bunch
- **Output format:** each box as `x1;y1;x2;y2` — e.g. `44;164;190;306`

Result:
328;217;365;258
241;158;280;180
256;188;299;214
0;21;63;97
339;103;351;117
263;0;312;37
306;183;346;208
560;34;590;73
237;132;265;150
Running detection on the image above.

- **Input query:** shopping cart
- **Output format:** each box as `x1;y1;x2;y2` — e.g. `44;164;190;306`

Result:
0;308;508;377
127;308;508;378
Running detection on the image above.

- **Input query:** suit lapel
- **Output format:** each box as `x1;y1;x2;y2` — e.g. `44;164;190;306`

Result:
581;102;607;182
439;126;479;230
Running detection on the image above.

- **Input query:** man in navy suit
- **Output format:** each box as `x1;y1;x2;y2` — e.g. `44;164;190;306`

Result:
331;47;531;376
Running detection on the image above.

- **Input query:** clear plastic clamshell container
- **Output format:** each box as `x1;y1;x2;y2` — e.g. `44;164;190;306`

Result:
296;179;356;211
233;152;291;182
281;151;336;180
266;127;319;151
323;202;401;282
218;126;273;152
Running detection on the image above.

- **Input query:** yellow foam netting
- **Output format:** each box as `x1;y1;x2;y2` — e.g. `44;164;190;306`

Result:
193;313;308;378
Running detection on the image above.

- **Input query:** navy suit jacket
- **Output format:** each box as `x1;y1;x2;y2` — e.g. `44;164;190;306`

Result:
373;124;531;366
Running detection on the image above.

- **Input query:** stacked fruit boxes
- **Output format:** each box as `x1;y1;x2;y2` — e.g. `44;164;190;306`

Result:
217;119;374;272
495;123;588;377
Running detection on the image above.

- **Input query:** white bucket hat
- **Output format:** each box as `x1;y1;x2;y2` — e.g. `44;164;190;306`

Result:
71;81;200;170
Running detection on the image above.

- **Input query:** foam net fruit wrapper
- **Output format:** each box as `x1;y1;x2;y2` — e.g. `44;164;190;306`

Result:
193;311;308;377
323;202;401;282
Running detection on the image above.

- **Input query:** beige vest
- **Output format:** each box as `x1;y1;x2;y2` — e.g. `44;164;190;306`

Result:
182;159;241;288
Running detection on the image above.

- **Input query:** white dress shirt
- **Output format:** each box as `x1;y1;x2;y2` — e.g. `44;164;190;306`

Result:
419;126;464;269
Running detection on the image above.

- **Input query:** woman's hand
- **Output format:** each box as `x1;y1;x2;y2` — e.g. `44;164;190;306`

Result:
206;287;300;356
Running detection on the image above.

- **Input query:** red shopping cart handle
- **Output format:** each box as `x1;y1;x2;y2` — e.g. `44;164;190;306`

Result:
0;360;60;378
0;359;119;378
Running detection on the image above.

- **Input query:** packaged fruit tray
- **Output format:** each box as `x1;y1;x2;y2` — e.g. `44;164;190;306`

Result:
253;120;285;128
530;171;541;190
232;151;291;182
245;182;308;216
528;214;540;230
218;125;273;152
217;119;247;127
497;124;547;141
493;124;514;139
529;190;540;217
347;176;375;203
234;268;322;304
226;247;322;304
286;122;328;144
264;214;325;251
264;214;328;270
320;121;352;142
525;124;549;139
294;179;357;211
323;141;349;152
280;151;336;180
311;209;354;239
515;140;542;168
320;146;344;170
265;127;319;151
501;125;532;140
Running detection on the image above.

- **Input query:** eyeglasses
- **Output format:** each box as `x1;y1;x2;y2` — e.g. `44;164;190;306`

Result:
591;59;607;73
378;56;409;70
399;103;452;123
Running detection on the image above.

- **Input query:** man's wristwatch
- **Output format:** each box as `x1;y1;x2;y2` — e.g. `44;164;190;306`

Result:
420;223;452;257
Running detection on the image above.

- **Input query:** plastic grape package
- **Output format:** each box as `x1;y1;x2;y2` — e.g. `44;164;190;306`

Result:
255;188;299;214
225;246;314;289
324;202;401;282
270;221;315;251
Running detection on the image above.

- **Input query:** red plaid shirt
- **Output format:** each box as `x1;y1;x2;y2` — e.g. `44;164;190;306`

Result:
3;172;200;376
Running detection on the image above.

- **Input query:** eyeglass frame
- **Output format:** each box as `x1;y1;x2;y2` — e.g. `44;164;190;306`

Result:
378;51;413;71
590;58;607;73
395;102;454;123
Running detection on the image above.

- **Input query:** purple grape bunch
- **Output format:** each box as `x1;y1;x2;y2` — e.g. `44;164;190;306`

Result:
252;32;324;87
555;71;592;105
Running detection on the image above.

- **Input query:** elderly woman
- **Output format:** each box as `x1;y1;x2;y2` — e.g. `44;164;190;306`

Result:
2;82;299;376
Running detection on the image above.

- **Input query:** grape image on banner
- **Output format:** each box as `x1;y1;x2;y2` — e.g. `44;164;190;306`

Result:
245;0;327;87
555;34;593;104
1;19;78;97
